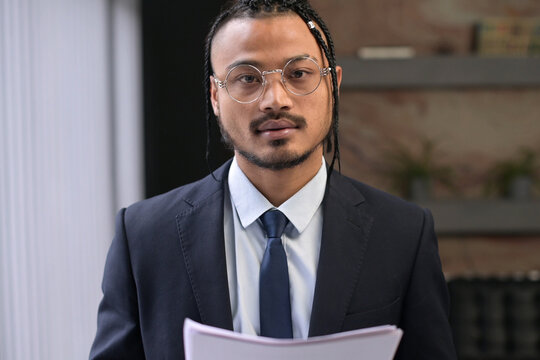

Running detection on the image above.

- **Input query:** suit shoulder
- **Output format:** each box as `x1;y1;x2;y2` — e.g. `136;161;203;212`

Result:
124;160;231;223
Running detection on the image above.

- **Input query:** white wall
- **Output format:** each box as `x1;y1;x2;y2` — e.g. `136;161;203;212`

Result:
0;0;142;358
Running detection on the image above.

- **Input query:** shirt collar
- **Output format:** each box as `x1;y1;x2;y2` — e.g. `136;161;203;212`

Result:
228;156;327;233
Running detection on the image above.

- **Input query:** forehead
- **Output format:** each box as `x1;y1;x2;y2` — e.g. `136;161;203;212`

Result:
211;14;323;72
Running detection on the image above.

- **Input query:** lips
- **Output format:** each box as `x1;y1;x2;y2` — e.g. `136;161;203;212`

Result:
256;119;297;133
249;112;307;142
255;119;299;140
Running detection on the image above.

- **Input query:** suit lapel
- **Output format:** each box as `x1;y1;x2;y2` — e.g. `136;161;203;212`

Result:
176;161;234;331
309;172;374;337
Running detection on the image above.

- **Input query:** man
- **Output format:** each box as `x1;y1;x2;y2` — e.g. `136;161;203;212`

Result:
90;0;457;359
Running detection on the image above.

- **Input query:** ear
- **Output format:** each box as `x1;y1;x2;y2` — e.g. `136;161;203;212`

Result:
334;65;343;95
210;76;220;117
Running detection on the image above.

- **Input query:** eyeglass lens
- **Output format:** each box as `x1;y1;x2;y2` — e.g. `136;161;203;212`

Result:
225;57;323;103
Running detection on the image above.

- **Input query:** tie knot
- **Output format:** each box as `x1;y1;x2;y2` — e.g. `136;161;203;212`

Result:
260;210;289;239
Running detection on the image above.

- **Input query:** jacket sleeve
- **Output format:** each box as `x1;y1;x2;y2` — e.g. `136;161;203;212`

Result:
89;208;145;359
395;208;458;360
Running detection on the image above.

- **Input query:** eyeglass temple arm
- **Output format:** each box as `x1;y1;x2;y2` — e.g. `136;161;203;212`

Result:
321;67;332;76
213;77;228;89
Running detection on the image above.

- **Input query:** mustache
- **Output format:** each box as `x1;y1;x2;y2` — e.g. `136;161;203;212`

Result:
250;112;307;132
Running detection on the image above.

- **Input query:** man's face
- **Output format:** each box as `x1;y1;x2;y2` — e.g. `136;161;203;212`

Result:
210;14;342;170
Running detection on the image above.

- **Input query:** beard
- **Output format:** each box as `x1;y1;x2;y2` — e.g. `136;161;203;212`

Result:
217;111;325;171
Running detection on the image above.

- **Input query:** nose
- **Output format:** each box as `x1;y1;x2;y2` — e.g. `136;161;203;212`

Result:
258;73;293;112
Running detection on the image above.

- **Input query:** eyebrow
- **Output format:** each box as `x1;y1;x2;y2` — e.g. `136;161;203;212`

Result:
226;53;315;71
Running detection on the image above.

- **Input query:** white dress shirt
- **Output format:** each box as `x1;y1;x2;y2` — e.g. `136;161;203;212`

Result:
224;156;327;339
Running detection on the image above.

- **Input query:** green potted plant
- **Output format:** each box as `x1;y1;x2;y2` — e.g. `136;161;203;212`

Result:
382;138;454;201
485;148;540;200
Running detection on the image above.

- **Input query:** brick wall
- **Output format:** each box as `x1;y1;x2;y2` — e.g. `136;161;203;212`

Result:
312;0;540;276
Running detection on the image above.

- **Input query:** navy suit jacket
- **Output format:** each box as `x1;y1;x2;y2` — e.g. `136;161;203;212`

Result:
90;160;457;359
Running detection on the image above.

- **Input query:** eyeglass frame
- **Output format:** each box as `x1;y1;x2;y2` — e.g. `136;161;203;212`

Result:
213;56;332;104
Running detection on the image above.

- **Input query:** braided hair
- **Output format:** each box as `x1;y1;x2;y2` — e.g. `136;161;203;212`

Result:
203;0;340;176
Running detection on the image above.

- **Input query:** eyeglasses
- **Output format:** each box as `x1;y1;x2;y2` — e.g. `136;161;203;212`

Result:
213;56;331;104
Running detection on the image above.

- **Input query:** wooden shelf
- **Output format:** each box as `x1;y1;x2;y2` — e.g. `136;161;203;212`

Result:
338;56;540;89
417;200;540;236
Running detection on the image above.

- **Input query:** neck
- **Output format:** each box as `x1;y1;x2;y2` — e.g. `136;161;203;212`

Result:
235;149;324;207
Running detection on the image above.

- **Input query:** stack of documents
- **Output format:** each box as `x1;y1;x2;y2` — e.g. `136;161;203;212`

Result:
184;319;402;360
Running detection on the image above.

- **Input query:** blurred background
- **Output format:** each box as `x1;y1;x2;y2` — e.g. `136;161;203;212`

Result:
1;0;539;359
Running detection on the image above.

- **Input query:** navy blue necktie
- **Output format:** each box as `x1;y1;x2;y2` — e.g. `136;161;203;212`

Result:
259;209;293;338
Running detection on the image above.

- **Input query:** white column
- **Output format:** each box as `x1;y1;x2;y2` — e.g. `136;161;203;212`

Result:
111;0;144;210
0;0;142;359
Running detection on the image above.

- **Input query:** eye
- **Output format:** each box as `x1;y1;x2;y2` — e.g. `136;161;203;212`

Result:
290;69;308;79
228;65;262;86
238;74;260;84
286;67;314;81
284;57;321;82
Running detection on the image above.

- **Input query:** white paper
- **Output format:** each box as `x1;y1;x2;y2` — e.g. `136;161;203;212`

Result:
184;319;403;360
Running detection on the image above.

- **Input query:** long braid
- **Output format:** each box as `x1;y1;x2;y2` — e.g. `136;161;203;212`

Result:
204;0;341;177
203;7;234;178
